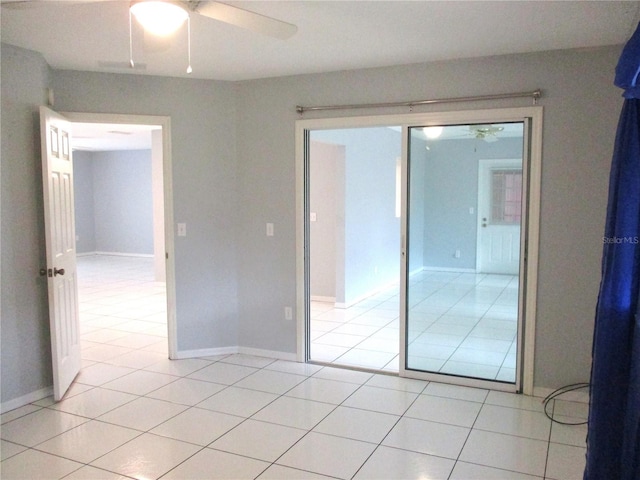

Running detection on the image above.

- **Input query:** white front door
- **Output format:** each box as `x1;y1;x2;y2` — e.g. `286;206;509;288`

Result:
40;106;81;401
477;159;522;275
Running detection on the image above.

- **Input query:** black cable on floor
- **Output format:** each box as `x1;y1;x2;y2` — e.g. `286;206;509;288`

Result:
541;382;590;425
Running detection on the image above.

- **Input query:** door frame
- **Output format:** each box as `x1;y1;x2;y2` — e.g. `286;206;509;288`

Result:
295;106;542;395
62;111;178;359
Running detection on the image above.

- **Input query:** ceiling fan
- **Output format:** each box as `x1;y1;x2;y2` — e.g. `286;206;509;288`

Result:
1;0;298;72
1;0;298;39
469;124;504;142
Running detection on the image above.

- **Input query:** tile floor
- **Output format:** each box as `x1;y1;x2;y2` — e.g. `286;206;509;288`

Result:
1;255;587;479
311;271;518;382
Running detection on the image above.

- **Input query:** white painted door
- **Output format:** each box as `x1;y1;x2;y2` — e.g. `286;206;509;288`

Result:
40;106;81;401
477;159;522;275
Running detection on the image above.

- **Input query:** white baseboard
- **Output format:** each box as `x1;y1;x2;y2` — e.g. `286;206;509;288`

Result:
1;386;53;414
172;346;238;359
238;347;297;362
310;295;336;303
421;266;477;273
94;251;154;258
77;251;154;258
533;386;590;403
173;346;296;362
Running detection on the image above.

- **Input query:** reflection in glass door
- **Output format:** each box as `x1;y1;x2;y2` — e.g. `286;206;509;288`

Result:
405;122;525;384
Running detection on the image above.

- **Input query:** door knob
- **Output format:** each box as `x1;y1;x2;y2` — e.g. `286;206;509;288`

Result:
54;268;65;276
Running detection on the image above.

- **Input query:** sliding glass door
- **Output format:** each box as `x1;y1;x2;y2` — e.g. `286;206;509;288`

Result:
298;107;541;393
404;122;525;386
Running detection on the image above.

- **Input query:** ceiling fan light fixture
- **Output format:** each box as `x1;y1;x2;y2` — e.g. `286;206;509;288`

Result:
130;1;188;36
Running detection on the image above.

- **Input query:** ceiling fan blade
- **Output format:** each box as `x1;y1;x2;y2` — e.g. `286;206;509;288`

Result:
194;1;297;40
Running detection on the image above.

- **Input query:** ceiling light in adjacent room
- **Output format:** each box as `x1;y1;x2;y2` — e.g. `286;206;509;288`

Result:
130;1;188;36
423;126;444;139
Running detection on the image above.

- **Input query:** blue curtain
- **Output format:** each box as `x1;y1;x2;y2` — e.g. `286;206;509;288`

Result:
584;23;640;480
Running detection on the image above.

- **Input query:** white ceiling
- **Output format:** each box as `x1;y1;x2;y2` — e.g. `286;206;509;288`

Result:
2;0;639;82
71;122;157;151
4;1;639;150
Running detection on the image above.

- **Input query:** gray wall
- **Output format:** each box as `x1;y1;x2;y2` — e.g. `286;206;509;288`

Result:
234;46;622;389
311;128;401;306
73;151;97;254
1;44;53;403
49;71;240;354
421;136;524;270
0;41;624;405
74;150;154;255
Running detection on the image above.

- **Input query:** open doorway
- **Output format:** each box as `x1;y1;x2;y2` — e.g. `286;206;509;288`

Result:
64;113;176;376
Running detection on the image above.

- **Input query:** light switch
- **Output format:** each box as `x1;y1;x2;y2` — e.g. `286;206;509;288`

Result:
177;223;187;237
310;212;317;222
266;223;274;236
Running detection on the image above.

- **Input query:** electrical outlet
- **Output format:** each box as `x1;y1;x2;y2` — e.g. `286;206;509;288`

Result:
455;249;461;258
266;223;274;237
177;223;187;237
284;306;293;320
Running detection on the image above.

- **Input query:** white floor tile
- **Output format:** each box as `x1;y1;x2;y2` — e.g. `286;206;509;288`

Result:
459;430;548;477
257;464;337;479
219;354;277;368
75;363;135;387
151;407;243;445
233;369;307;395
277;432;377;480
63;465;135;479
422;382;488;402
265;360;324;376
405;394;482;427
161;447;270;480
1;404;42;425
342;385;418;415
474;404;551;440
37;420;140;463
187;362;258;385
354;445;455;480
0;440;27;461
98;396;188;432
0;408;88;447
286;377;360;404
143;357;213;377
313;406;399;443
146;377;226;405
312;367;373;384
382;417;469;459
450;461;543;479
364;374;427;393
549;416;587;447
197;386;279;417
91;433;200;479
210;419;306;461
0;449;82;480
101;370;177;395
51;387;137;418
252;396;335;430
545;443;587;480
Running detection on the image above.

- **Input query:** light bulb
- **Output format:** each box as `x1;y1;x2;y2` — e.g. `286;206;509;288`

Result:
130;1;188;36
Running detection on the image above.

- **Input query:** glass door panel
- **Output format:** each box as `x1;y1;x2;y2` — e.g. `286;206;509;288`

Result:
405;122;525;383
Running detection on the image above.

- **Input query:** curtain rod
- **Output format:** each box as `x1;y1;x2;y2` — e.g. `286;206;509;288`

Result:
296;89;542;114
